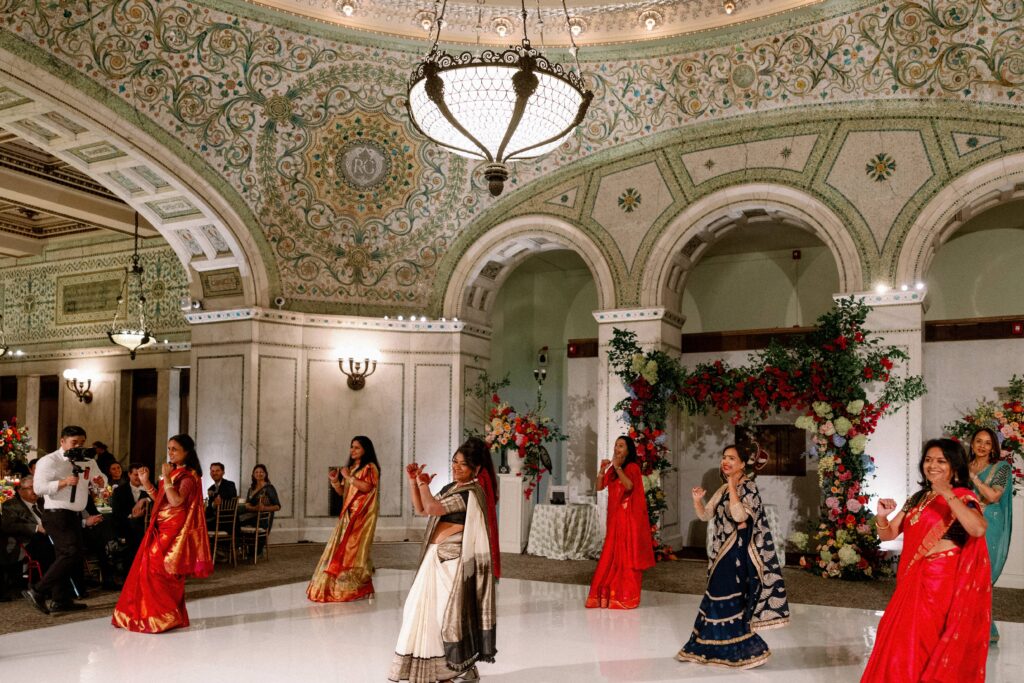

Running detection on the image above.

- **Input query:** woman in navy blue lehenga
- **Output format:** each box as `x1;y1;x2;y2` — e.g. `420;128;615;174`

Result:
677;444;790;669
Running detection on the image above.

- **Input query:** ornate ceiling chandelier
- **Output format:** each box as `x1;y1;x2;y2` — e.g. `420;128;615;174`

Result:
107;213;153;360
407;0;593;196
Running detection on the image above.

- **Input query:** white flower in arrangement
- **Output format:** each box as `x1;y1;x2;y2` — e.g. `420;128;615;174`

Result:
788;531;809;551
827;562;842;577
818;455;836;472
846;399;865;415
813;401;833;418
794;415;816;431
849;434;868;454
819;421;836;436
819;549;833;563
630;353;646;374
836;529;851;545
834;417;853;437
837;544;860;567
641;360;659;385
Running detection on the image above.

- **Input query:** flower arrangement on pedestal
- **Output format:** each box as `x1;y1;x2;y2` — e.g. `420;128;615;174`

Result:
0;418;30;471
945;374;1024;493
608;298;926;578
467;373;567;499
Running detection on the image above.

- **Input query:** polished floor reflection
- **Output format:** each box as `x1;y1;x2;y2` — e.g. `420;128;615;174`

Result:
1;568;1019;682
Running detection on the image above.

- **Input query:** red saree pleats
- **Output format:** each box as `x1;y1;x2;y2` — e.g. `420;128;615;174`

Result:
112;468;211;633
585;463;654;609
861;488;990;683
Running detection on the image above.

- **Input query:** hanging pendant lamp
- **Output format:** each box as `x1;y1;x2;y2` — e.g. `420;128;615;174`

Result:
407;0;593;196
107;213;153;359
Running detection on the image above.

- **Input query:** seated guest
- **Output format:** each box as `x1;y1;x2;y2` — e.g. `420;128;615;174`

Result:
206;462;237;523
238;464;281;532
110;464;151;561
93;442;116;479
27;458;40;475
107;462;129;488
0;477;55;598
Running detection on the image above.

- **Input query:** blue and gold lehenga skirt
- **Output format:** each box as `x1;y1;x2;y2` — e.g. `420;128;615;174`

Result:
676;524;774;668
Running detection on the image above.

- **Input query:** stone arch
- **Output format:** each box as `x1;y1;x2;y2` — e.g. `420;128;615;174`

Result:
443;215;617;325
0;52;270;306
896;152;1024;286
640;184;864;315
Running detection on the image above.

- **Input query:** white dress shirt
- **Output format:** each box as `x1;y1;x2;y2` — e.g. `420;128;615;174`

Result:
130;484;146;503
33;448;106;512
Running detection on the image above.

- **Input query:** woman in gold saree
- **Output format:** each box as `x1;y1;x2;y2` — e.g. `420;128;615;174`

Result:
112;434;212;633
389;440;499;683
307;435;380;602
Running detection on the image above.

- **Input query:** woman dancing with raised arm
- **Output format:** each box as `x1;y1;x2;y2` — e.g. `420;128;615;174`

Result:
389;440;499;682
677;444;789;669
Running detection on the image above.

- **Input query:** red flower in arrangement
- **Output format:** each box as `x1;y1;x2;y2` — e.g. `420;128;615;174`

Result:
880;357;893;370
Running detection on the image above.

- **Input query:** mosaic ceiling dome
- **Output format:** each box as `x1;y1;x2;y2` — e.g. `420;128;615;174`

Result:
247;0;821;46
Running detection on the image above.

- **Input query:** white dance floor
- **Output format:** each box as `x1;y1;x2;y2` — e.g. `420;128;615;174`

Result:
1;568;1019;682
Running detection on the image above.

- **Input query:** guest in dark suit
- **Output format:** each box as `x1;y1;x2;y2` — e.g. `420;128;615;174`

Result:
110;464;151;562
206;462;237;522
0;476;55;598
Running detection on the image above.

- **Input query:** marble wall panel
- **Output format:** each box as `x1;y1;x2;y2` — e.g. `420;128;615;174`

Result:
194;355;244;488
304;359;405;518
257;355;298;519
413;365;454;493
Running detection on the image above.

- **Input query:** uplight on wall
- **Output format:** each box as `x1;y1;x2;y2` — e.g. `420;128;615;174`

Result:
62;368;94;404
339;352;378;390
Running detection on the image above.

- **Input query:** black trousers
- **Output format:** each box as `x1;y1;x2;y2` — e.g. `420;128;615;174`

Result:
34;509;85;602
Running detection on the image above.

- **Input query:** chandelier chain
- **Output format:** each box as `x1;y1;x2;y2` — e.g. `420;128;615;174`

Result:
428;0;448;55
561;0;583;74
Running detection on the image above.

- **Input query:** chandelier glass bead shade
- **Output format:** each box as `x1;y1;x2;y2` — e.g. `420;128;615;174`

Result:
407;39;593;196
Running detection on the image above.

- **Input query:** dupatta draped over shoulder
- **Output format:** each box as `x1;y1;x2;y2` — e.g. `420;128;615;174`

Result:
861;487;991;683
419;480;497;669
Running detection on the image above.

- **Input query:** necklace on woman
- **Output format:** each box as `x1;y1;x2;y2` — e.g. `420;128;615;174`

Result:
908;490;938;526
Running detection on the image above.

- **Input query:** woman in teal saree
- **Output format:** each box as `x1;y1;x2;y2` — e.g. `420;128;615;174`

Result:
967;426;1013;643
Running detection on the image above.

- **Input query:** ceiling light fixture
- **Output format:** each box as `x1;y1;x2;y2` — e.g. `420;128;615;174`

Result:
407;0;593;196
107;213;153;360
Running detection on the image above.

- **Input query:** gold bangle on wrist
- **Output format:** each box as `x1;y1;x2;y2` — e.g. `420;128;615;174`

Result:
876;520;890;530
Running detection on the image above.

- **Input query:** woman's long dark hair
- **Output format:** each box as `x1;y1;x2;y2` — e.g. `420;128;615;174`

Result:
968;426;1001;465
918;437;971;491
460;436;498;500
347;435;380;477
169;434;202;476
251;463;271;489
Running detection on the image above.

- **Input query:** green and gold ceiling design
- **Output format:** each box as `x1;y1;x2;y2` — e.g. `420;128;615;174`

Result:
1;0;1023;315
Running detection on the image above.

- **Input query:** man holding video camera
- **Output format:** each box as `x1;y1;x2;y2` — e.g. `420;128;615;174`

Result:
24;425;105;614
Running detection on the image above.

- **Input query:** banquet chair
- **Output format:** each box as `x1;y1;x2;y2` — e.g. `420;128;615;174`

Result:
207;496;239;567
238;507;271;565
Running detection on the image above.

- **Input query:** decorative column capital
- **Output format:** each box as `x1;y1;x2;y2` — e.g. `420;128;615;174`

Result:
592;307;686;329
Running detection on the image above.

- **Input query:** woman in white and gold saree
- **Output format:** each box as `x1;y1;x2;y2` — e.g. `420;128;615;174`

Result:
389;439;499;683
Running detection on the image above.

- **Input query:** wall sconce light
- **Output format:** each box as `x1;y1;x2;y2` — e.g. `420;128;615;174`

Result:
62;368;93;404
533;368;548;385
339;356;377;390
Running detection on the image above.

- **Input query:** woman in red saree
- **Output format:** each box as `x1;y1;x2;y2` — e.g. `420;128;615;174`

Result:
112;434;212;633
586;435;655;609
862;438;991;683
307;435;380;602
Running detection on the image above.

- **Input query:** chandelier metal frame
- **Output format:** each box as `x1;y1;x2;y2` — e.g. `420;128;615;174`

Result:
407;0;593;196
107;213;153;360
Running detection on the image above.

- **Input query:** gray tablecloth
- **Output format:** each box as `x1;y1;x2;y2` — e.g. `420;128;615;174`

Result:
526;503;603;560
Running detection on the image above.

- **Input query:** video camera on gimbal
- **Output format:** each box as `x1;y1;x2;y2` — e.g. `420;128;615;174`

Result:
63;446;97;503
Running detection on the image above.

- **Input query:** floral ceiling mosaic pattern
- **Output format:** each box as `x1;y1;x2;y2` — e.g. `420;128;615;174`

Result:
1;0;1024;312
